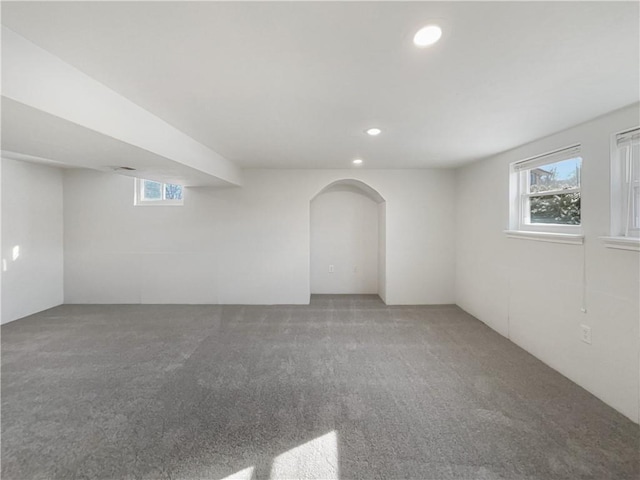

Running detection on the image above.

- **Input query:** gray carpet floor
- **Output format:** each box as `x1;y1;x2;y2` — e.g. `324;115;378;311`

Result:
1;295;638;480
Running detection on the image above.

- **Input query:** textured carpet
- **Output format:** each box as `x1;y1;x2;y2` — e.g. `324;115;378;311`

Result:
1;295;638;480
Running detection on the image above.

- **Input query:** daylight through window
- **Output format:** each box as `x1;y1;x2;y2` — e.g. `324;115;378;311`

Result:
611;127;640;238
510;145;582;234
135;178;184;206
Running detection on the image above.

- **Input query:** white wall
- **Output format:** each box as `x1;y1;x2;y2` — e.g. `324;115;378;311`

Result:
0;158;2;323
378;202;387;302
1;158;64;324
63;168;456;305
455;103;640;423
310;186;379;294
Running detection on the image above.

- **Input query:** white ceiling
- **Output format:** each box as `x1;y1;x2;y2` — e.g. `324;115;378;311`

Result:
2;1;639;169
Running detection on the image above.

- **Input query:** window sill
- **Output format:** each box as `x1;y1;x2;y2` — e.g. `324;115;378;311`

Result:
504;230;584;245
134;201;184;207
600;236;640;252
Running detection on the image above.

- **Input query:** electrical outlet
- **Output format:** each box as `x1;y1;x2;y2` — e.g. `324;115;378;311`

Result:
329;265;334;273
580;324;592;345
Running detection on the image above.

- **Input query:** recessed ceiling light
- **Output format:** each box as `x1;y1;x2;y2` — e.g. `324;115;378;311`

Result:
413;25;442;47
366;128;382;136
353;159;363;165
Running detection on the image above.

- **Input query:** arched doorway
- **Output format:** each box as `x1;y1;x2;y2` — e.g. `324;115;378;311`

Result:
310;180;386;302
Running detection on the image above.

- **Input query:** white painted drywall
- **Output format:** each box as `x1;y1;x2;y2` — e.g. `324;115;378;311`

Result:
310;186;379;294
1;158;64;323
0;158;2;324
63;169;456;305
455;103;640;423
378;202;387;302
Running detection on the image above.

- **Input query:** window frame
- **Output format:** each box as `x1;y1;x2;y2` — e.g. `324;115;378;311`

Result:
509;145;583;235
134;178;184;206
610;127;640;239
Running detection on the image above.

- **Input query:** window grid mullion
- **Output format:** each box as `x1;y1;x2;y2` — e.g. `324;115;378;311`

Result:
525;187;580;198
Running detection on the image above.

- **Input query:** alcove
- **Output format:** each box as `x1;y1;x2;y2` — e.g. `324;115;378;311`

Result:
310;180;386;301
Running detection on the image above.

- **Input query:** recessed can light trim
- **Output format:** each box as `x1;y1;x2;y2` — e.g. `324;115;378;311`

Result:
366;128;382;136
352;159;363;165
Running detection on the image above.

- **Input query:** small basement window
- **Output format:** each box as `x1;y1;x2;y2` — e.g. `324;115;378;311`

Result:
509;145;582;235
134;178;184;206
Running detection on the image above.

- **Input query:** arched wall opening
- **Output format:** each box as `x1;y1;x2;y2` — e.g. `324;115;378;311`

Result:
310;179;386;302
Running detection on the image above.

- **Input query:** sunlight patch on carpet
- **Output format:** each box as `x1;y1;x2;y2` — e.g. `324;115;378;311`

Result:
270;431;339;480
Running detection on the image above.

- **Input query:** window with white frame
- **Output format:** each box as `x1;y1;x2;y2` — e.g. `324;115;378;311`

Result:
134;178;184;206
509;145;582;234
610;127;640;238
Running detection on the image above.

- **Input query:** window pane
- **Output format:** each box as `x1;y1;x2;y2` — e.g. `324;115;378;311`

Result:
530;192;581;225
143;180;162;200
164;183;183;200
529;157;581;193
